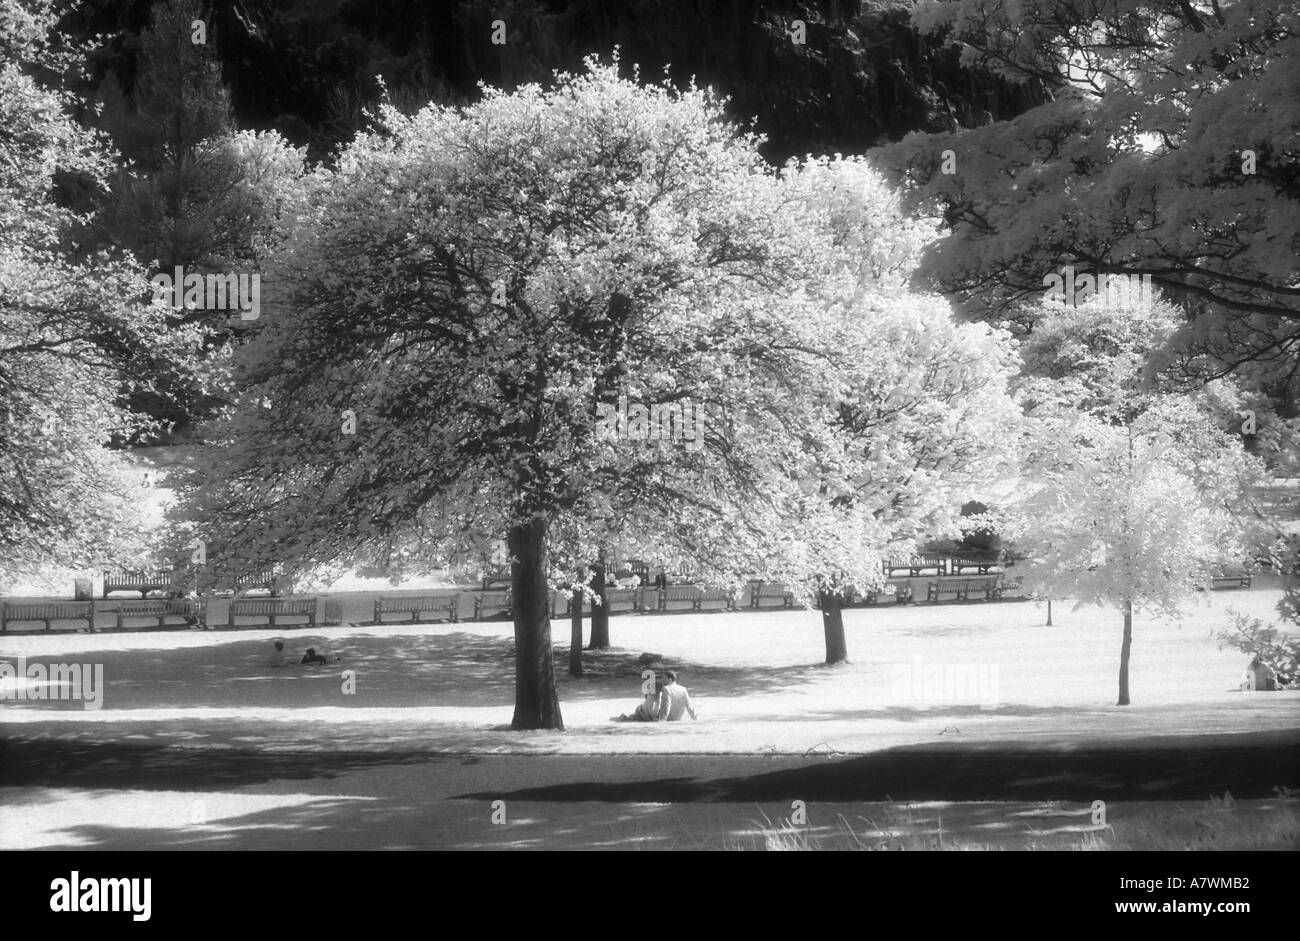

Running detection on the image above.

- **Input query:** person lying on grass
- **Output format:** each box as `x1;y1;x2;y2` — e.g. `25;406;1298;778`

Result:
300;647;340;666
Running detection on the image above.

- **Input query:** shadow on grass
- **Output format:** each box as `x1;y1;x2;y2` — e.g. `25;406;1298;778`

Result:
3;730;1296;802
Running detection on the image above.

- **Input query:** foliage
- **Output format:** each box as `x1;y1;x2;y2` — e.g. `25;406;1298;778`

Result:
1216;613;1300;689
878;0;1300;399
0;0;198;582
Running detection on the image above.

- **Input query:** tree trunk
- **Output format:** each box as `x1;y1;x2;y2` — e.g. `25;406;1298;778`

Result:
1046;599;1052;626
509;517;564;730
820;588;848;665
568;578;584;678
1117;599;1133;706
587;551;610;650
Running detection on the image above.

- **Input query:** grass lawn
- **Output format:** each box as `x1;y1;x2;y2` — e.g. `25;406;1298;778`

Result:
2;581;1296;849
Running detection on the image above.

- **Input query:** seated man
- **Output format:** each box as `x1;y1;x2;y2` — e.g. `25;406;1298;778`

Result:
269;640;287;668
656;670;698;722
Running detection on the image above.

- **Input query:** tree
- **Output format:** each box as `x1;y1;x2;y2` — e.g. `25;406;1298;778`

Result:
1008;292;1265;704
0;0;195;584
766;155;1023;663
179;59;858;729
877;0;1300;401
86;0;307;436
1010;398;1262;704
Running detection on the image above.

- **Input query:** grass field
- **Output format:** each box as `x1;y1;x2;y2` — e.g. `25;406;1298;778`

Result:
2;580;1296;849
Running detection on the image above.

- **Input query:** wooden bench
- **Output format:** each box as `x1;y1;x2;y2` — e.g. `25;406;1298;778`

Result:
949;558;1000;575
481;566;511;591
234;569;291;596
1209;574;1252;590
884;557;947;577
228;597;320;628
926;576;1004;603
2;600;96;632
115;598;204;631
373;594;459;624
474;590;512;620
657;585;702;611
750;582;795;608
103;569;174;599
603;587;645;613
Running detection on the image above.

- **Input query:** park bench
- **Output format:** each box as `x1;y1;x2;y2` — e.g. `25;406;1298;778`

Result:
234;569;291;596
114;598;204;631
103;569;174;599
372;594;459;624
474;590;512;620
657;585;702;611
604;586;645;613
949;558;1000;575
2;600;96;632
228;597;320;628
883;556;947;577
481;566;511;591
623;559;650;583
926;576;1004;603
750;582;795;608
1209;573;1252;590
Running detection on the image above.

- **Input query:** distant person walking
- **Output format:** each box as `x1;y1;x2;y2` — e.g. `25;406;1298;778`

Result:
657;670;698;722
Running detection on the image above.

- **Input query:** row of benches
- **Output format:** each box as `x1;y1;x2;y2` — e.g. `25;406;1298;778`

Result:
882;556;1003;578
6;569;1255;632
1;597;340;632
100;568;291;599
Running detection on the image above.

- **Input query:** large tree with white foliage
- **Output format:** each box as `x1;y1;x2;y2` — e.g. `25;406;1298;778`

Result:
768;156;1023;663
180;59;869;729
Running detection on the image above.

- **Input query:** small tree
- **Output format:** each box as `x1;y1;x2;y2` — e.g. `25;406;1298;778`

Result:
1011;398;1261;704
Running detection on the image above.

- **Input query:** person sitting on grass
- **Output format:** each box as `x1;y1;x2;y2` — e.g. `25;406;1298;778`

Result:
615;680;663;722
269;641;287;668
657;670;698;722
300;647;339;666
1244;657;1278;691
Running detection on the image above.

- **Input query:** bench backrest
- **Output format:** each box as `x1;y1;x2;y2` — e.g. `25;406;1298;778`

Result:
117;599;199;613
4;601;93;618
230;598;317;615
376;595;456;613
104;570;173;587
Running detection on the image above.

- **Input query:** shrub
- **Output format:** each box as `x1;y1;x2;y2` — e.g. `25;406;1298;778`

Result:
1216;613;1300;689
